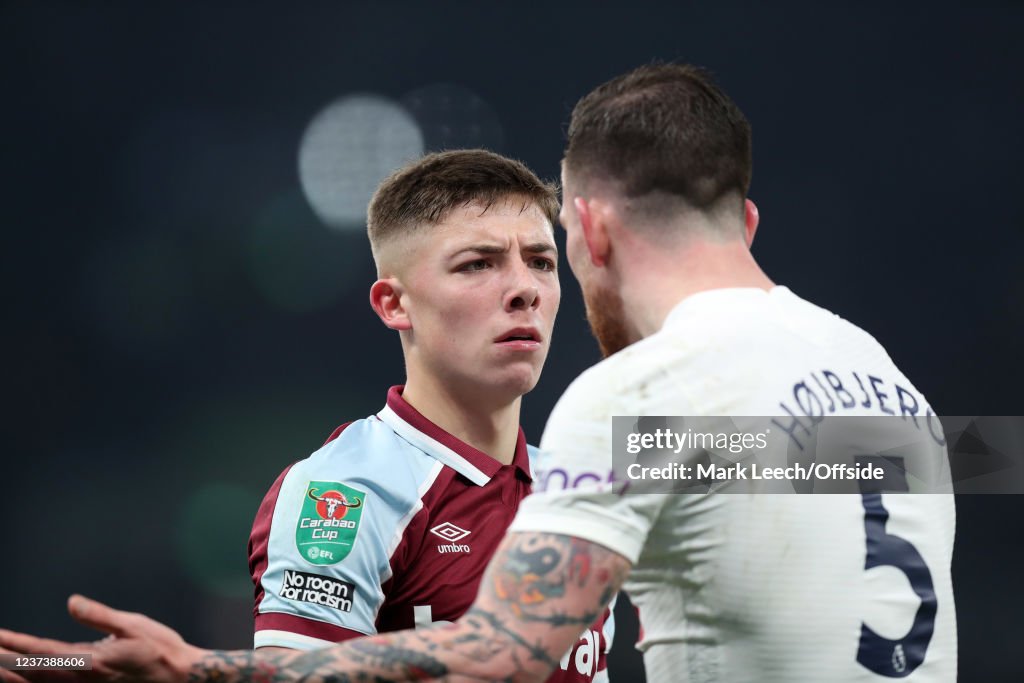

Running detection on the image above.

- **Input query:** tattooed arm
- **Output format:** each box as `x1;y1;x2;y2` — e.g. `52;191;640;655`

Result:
193;532;629;682
0;533;630;683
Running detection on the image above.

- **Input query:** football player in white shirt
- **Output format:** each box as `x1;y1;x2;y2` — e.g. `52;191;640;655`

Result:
0;63;955;683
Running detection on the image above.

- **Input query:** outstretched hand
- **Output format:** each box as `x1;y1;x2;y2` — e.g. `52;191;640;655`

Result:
0;595;204;683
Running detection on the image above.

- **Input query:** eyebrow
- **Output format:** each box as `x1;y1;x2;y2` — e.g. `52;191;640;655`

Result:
450;242;557;258
523;242;557;254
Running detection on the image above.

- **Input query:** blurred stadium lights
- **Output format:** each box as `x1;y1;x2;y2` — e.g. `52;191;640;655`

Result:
283;85;508;312
298;94;424;231
400;83;504;153
297;86;505;234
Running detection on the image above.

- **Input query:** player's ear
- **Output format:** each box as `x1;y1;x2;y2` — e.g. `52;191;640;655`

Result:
369;278;412;331
576;196;611;267
743;198;760;247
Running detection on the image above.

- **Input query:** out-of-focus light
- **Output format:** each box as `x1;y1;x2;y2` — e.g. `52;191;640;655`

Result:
298;94;424;231
401;83;504;152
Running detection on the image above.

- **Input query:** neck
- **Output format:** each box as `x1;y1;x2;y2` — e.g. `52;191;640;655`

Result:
619;236;775;340
399;370;522;466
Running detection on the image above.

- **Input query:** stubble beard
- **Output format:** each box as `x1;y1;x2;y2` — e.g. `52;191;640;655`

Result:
582;283;632;358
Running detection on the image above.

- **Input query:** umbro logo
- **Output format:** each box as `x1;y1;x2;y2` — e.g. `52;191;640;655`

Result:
430;522;471;554
430;522;471;542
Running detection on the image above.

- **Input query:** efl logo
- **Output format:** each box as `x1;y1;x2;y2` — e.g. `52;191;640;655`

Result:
430;522;470;542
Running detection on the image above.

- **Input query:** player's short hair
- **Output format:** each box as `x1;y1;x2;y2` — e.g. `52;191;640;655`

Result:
368;149;559;259
565;63;752;214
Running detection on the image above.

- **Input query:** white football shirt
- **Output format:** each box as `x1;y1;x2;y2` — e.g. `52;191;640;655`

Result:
511;286;956;682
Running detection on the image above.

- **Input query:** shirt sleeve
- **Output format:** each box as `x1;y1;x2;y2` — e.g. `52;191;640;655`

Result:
249;422;427;649
249;462;385;647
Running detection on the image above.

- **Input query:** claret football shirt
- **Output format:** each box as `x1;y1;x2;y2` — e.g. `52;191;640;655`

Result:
249;386;612;682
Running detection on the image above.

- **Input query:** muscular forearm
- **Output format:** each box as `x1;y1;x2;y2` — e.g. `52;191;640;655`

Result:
186;533;627;683
190;616;557;683
0;534;626;683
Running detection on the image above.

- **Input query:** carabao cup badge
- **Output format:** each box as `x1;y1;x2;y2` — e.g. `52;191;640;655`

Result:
295;481;365;565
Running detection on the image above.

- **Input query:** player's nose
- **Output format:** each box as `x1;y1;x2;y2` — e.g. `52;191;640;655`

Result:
506;283;540;311
504;262;541;311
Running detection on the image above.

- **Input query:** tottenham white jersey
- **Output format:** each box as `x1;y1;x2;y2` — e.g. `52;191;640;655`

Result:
511;286;956;683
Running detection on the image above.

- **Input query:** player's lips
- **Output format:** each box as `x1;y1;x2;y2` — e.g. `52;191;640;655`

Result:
494;327;543;350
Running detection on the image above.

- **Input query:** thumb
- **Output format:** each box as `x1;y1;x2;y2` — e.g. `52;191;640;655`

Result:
67;595;133;638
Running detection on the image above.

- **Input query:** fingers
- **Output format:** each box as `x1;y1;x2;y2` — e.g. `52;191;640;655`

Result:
0;646;31;683
66;597;131;639
0;645;78;683
0;669;74;683
0;667;31;683
0;632;81;658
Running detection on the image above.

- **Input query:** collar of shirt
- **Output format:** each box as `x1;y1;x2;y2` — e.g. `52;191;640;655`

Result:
376;385;532;487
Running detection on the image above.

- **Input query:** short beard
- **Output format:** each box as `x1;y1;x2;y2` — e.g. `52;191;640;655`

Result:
582;283;632;358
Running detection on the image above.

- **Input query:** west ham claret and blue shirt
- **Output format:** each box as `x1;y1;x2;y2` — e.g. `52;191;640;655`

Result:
249;386;612;682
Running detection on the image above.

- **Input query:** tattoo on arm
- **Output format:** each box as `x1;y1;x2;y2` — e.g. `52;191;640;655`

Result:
187;533;630;683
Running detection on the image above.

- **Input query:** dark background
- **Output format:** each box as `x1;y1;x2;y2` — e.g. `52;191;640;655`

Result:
2;2;1021;680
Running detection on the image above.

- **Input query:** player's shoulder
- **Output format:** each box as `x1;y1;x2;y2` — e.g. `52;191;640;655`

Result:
560;322;676;395
767;288;922;385
773;287;893;348
546;332;686;438
549;353;628;425
553;307;714;419
551;286;914;422
286;414;443;502
650;286;908;382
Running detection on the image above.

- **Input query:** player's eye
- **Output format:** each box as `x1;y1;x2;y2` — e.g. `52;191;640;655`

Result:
531;256;556;271
458;259;490;272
